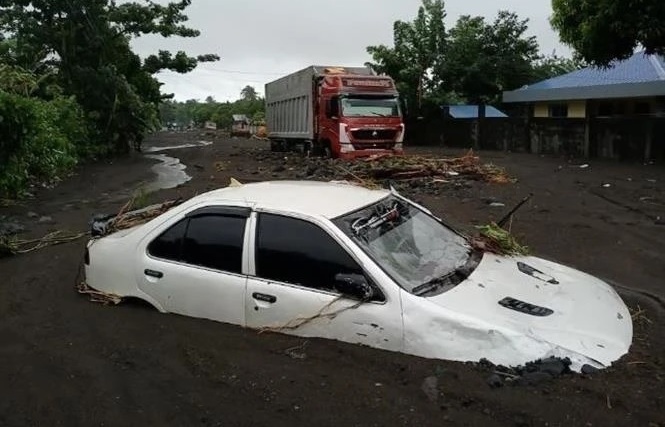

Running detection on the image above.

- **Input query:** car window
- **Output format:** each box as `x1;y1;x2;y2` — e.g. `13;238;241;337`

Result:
148;214;246;274
147;218;187;260
255;213;368;293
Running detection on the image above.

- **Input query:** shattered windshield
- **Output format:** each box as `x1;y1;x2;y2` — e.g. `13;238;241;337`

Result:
341;96;401;117
333;196;473;295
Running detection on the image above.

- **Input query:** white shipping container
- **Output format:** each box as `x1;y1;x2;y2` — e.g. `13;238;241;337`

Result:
265;65;375;140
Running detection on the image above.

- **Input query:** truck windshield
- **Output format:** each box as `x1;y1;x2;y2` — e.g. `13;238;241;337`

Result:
341;96;401;117
332;196;473;295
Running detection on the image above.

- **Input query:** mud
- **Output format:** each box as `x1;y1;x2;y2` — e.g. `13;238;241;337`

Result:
1;130;664;427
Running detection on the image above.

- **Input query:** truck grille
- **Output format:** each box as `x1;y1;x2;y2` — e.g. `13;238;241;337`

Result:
351;129;398;141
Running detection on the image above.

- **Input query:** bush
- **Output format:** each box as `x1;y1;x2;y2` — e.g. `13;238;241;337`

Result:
0;91;87;197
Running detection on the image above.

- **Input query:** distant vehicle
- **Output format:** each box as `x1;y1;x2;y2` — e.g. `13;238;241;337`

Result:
231;114;251;138
83;180;633;372
264;66;405;158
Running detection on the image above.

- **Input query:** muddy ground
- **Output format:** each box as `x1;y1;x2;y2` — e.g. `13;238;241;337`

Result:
1;131;664;427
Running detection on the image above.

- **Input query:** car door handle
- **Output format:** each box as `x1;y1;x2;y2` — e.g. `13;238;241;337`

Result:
144;269;164;279
252;292;277;303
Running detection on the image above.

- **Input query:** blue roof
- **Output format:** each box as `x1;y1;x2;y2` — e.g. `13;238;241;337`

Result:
503;51;665;103
442;105;508;118
529;52;665;89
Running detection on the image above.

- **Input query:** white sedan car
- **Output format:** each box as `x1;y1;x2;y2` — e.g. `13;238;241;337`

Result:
83;180;633;372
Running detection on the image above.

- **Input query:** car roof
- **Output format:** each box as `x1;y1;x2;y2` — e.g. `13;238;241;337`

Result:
195;180;390;219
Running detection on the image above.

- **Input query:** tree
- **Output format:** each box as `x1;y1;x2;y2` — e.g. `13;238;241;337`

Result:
551;0;665;66
240;85;258;101
0;0;220;153
531;52;586;82
437;11;540;103
366;0;446;114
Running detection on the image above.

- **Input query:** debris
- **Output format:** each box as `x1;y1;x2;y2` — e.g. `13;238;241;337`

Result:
38;215;54;223
0;230;87;258
486;374;504;388
602;183;611;188
489;202;506;208
76;280;122;305
581;364;599;375
90;198;184;237
27;211;39;219
472;222;529;256
0;220;25;237
283;341;308;360
421;376;439;402
579;164;590;169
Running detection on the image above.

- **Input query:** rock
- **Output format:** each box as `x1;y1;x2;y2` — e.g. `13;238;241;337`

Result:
536;357;569;377
517;371;553;386
38;216;54;224
0;221;25;236
489;202;506;208
421;376;439;402
486;374;504;388
581;364;599;375
27;211;39;219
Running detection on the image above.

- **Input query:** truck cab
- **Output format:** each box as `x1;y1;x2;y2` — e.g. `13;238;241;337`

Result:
316;73;404;159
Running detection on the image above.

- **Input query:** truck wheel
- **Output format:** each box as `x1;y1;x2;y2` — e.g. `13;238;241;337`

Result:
315;141;332;158
270;140;284;152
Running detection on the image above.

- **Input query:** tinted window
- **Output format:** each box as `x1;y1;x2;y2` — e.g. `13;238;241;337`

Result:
147;219;187;260
255;214;364;292
182;215;246;273
147;214;246;274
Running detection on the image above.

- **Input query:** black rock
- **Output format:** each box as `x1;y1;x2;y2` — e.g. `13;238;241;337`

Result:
517;371;553;386
486;374;504;388
581;364;600;375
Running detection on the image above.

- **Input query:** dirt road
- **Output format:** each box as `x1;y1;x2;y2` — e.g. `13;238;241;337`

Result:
1;131;664;426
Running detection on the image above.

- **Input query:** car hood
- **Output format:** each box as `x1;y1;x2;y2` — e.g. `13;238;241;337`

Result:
424;253;633;369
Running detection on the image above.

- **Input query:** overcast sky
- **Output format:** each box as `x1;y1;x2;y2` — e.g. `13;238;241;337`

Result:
130;0;570;102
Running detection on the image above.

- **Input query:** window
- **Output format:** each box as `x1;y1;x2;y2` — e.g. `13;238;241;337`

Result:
326;96;340;118
147;219;187;260
147;214;246;274
255;213;366;293
548;103;568;118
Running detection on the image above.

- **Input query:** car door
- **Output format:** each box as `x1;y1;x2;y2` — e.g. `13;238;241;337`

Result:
244;211;404;352
136;205;251;326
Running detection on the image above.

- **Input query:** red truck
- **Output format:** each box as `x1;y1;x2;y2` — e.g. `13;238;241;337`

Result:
264;65;405;159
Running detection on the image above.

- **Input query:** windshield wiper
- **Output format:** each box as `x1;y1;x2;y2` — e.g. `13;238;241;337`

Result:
412;250;483;296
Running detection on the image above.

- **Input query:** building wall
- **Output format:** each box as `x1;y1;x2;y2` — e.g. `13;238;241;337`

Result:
533;100;586;118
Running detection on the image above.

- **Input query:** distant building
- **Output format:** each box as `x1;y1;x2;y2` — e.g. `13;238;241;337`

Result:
231;114;251;137
502;51;665;160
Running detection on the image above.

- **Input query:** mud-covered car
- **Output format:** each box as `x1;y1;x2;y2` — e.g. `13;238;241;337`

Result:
83;180;633;371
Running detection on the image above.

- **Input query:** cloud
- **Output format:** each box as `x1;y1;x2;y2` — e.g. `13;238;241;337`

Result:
131;0;570;101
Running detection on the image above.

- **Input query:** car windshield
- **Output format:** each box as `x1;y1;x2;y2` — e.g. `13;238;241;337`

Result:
340;96;401;117
333;195;473;295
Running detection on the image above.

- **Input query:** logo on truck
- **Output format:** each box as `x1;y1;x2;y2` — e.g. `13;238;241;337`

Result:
342;78;393;88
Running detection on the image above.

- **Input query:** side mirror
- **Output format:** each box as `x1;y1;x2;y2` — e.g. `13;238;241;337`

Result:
334;273;374;301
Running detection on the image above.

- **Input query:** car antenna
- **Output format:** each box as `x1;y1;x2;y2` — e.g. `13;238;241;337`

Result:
497;193;533;228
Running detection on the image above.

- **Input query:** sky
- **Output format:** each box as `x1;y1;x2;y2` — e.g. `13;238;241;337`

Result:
130;0;571;102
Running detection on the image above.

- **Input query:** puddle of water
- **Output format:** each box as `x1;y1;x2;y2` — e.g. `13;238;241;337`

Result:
143;140;213;153
143;154;192;192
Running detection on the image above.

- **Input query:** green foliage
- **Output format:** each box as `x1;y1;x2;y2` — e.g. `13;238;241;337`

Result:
160;86;265;129
438;11;540;104
368;1;580;112
0;90;85;197
366;0;446;113
551;0;665;66
0;0;219;155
